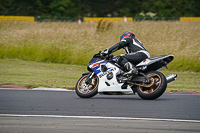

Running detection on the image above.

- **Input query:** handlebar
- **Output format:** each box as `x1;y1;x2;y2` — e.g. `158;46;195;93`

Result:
94;51;113;60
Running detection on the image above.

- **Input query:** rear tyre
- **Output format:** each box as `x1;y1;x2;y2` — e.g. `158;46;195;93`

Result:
75;73;99;98
137;71;167;100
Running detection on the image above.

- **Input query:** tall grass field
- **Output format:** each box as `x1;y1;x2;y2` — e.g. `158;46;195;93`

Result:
0;21;199;72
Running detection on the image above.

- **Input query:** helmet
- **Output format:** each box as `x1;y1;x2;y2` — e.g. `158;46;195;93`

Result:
120;31;135;41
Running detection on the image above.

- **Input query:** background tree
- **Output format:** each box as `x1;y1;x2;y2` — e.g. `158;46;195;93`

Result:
0;0;199;17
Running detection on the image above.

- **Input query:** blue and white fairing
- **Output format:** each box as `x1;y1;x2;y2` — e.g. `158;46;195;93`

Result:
88;57;133;94
88;57;108;75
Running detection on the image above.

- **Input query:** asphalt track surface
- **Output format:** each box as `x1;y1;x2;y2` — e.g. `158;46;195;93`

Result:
0;88;200;133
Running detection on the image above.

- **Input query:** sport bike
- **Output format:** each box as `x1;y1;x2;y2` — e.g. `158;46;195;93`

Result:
75;52;177;100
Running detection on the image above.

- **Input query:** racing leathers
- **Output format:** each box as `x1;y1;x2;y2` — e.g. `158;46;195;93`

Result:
107;37;150;75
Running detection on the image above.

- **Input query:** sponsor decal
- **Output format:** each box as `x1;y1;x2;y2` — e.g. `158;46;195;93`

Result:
99;67;116;78
92;63;99;68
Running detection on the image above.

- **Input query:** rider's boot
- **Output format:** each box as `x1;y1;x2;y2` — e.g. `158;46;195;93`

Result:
123;62;138;76
121;62;138;89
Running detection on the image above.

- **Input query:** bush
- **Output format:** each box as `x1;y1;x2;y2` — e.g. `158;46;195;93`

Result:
96;19;113;32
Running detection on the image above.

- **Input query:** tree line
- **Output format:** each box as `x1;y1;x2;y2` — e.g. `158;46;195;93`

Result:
0;0;199;17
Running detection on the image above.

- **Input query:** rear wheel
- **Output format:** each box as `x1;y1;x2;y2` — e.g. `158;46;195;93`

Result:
75;73;99;98
137;71;167;100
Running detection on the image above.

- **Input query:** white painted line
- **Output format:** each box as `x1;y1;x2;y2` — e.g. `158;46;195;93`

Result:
32;87;74;91
0;88;75;91
0;114;200;123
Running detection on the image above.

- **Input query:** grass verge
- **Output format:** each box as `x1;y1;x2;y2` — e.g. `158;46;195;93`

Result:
0;59;200;92
0;59;86;89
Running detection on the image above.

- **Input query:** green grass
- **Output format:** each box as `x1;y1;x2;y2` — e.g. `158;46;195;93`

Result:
161;70;200;93
0;59;86;89
0;59;200;92
0;21;199;93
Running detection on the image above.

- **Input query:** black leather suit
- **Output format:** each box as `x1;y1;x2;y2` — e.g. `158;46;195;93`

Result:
108;37;150;66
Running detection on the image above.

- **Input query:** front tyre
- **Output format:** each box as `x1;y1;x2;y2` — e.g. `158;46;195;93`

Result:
75;73;99;98
137;71;167;100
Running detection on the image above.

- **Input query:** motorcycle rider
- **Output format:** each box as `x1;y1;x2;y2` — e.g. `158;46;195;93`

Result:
101;31;150;76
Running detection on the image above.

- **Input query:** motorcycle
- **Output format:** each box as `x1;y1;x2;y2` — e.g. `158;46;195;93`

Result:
75;51;177;100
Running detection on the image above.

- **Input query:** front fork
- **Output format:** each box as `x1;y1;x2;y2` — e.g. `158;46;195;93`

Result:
85;72;95;85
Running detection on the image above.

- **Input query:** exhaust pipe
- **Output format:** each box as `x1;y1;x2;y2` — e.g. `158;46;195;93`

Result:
155;74;177;86
166;74;177;83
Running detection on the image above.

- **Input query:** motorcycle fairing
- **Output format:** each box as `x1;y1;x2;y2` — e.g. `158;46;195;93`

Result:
97;62;133;94
136;55;174;71
88;57;108;75
88;57;133;94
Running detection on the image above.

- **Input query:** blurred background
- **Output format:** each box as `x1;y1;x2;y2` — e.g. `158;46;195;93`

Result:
0;0;199;17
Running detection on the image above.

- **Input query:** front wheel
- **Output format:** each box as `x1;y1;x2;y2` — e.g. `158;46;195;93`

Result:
75;73;99;98
137;71;167;100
